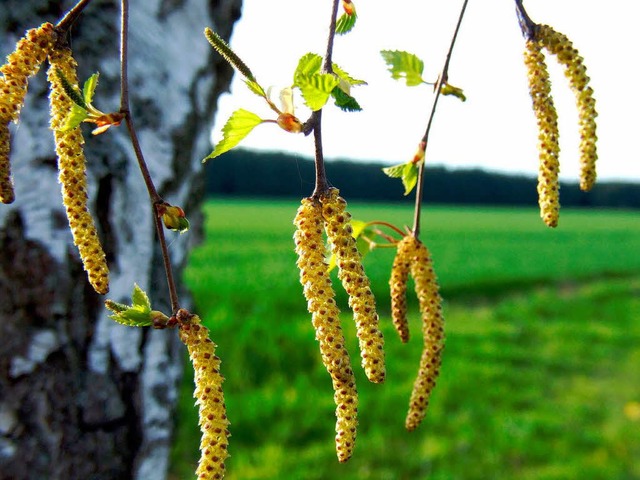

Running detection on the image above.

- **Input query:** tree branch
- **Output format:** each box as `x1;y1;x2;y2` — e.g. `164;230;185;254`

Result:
412;0;469;238
119;0;180;313
311;0;341;197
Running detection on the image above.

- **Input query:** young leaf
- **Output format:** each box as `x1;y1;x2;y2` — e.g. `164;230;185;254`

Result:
401;162;419;195
440;82;467;101
104;284;161;327
60;104;89;132
336;12;357;35
296;73;340;111
332;63;367;87
204;109;263;161
245;79;267;99
383;161;420;195
83;73;99;105
294;53;323;80
382;162;406;179
380;50;425;86
331;86;362;112
131;283;151;311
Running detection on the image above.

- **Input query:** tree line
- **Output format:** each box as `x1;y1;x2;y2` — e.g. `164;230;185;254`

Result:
205;149;640;208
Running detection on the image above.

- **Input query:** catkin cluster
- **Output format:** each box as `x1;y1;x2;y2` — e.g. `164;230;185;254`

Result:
47;47;109;294
389;235;445;431
178;313;230;480
0;22;56;203
294;197;358;462
537;24;598;192
523;24;598;227
524;39;560;228
320;188;385;384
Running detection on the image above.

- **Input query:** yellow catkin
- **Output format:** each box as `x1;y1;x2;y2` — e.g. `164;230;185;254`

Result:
0;23;56;204
524;39;560;228
405;236;445;431
537;24;598;192
0;122;12;204
47;47;109;295
0;22;56;122
178;314;230;480
294;197;358;462
389;235;413;343
320;188;385;384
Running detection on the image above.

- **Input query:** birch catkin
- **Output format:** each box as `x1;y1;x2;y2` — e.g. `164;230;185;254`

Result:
320;188;385;384
178;313;230;480
294;197;358;462
405;236;445;431
524;39;560;228
0;23;56;203
47;47;109;294
389;235;413;343
537;24;598;192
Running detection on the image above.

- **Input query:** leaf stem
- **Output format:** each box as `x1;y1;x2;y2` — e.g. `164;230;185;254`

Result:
119;0;180;313
311;0;341;197
412;0;469;238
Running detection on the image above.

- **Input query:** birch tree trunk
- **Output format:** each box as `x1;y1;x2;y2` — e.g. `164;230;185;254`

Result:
0;1;241;478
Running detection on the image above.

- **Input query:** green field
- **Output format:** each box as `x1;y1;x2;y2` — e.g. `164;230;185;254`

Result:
170;199;640;480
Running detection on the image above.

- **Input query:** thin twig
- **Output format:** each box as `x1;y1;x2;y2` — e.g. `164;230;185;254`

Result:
56;0;93;32
119;0;180;313
412;0;469;237
515;0;537;40
311;0;341;197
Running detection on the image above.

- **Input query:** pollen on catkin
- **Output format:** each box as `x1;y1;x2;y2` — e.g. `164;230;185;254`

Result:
294;197;358;462
178;314;230;480
47;47;109;294
0;23;56;204
524;39;560;228
0;22;56;123
320;188;385;384
389;235;413;343
405;236;445;431
537;24;598;192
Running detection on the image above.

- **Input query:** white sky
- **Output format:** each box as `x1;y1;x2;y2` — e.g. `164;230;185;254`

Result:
212;0;640;182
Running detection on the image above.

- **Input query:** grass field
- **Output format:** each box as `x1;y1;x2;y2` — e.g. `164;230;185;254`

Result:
169;199;640;480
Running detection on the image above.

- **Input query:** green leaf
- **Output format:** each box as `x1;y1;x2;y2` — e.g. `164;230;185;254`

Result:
204;109;263;161
380;50;425;86
332;63;367;87
83;73;99;105
331;86;362;112
244;79;267;99
383;161;419;195
296;73;340;111
60;104;89;132
131;283;151;311
382;162;406;179
105;285;157;327
440;82;467;101
336;12;357;35
294;53;323;80
401;162;419;195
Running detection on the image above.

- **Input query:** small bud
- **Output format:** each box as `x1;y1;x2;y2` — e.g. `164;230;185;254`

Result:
276;112;303;133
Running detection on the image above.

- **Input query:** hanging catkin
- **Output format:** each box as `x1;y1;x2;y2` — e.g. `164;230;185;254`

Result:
294;197;358;462
47;46;109;294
